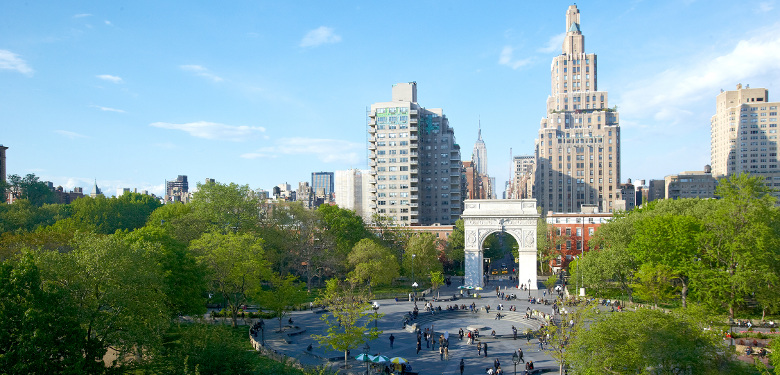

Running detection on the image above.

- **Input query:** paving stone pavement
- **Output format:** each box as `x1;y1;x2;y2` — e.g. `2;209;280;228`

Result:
258;277;562;374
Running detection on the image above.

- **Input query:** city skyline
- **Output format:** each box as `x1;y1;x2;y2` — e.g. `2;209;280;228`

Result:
2;1;780;197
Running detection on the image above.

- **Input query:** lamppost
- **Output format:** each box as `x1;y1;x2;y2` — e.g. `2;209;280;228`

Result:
373;302;380;329
528;278;532;298
412;254;417;304
512;351;520;375
363;342;371;375
729;318;735;347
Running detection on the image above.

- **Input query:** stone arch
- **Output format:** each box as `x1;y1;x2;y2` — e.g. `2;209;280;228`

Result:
462;199;539;289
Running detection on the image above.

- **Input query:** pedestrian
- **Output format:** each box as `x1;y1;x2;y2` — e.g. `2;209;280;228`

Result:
512;326;517;340
440;345;444;361
518;348;524;363
478;342;482;356
416;340;421;354
444;346;449;360
426;332;430;348
494;358;500;372
459;328;464;340
483;342;488;357
389;333;395;348
460;358;465;375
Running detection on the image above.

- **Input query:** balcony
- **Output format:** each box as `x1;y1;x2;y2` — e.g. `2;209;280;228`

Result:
410;168;418;174
369;170;377;175
370;204;377;209
410;203;419;208
410;109;418;115
369;188;377;193
369;160;377;166
410;118;418;124
369;144;376;150
411;178;419;183
410;135;418;141
370;195;377;201
410;142;418;149
410;151;418;157
410;218;419;224
411;195;418;199
368;127;376;134
368;179;377;184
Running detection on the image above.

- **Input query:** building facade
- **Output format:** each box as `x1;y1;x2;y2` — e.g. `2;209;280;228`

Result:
368;82;463;225
334;169;370;219
545;209;612;271
664;166;718;200
165;175;190;203
311;172;334;199
510;155;535;199
0;144;7;185
711;84;780;197
534;4;621;214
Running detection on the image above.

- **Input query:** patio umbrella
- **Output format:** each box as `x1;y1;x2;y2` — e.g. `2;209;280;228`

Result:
355;354;373;362
475;287;483;290
390;357;408;364
372;355;390;363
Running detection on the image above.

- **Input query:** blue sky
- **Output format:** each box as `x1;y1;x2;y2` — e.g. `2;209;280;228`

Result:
2;1;779;197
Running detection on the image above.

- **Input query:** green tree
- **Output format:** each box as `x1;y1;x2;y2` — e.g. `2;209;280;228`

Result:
69;193;162;234
402;233;442;283
697;173;780;318
540;301;591;375
630;263;678;308
628;214;703;307
430;270;444;296
0;254;103;374
121;226;208;317
568;308;733;374
190;180;261;234
5;173;57;207
34;233;170;370
445;219;465;273
147;203;210;245
258;273;308;332
537;217;564;274
312;278;381;369
347;238;399;294
318;204;372;258
190;232;268;327
160;324;260;375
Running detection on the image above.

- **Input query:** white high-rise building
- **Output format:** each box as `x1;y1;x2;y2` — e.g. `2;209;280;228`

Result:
534;4;621;213
368;82;463;225
711;84;780;198
334;169;369;219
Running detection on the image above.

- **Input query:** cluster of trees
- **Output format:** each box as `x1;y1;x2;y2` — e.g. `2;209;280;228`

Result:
0;177;460;373
569;174;780;319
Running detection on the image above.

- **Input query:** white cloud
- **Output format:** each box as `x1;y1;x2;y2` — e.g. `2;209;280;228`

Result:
150;121;265;141
538;32;565;53
180;64;223;82
55;130;89;139
96;74;123;83
498;46;532;70
758;1;774;12
300;26;342;48
104;20;113;26
73;13;92;18
619;23;780;124
241;137;362;164
90;105;126;113
0;50;33;75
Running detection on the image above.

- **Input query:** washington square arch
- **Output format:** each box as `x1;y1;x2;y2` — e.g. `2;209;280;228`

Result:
462;199;539;289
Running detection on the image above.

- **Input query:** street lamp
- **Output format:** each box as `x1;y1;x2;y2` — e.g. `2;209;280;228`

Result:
363;342;371;375
528;278;532;298
412;254;417;304
373;302;380;329
512;351;520;375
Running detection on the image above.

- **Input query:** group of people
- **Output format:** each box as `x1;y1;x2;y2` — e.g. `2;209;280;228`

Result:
415;328;452;360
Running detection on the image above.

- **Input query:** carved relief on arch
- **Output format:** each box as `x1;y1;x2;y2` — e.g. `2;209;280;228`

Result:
524;230;535;247
504;229;523;245
466;229;478;247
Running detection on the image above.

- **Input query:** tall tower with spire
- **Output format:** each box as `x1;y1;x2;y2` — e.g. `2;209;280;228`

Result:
472;122;488;175
533;4;621;213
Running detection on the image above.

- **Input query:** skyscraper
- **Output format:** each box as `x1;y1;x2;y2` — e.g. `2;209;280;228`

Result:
711;84;780;196
534;4;621;213
368;82;463;225
472;124;488;175
311;171;334;198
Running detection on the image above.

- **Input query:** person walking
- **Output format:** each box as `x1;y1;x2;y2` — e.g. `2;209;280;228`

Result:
439;345;444;361
512;326;517;340
459;328;464;340
483;342;488;357
494;358;500;372
389;334;395;349
518;348;524;363
416;340;421;355
477;342;482;356
459;358;465;375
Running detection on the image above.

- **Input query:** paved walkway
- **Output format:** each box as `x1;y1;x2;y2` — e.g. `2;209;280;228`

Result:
257;277;560;374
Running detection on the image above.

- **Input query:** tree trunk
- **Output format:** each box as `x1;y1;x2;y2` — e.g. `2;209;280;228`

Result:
680;279;688;308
